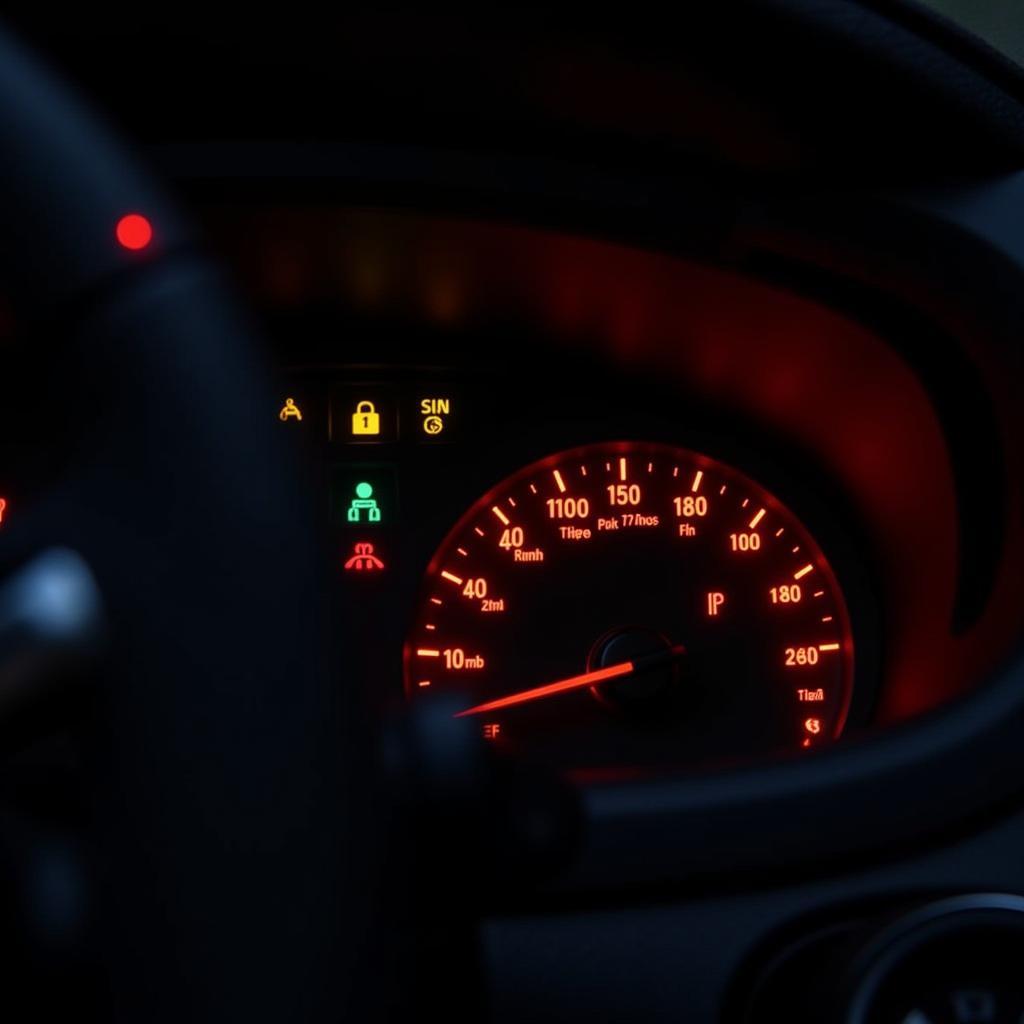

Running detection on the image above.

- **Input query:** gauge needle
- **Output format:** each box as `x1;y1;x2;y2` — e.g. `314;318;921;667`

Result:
455;645;685;717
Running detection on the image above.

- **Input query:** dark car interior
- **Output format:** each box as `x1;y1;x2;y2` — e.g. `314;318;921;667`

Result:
2;5;1024;1021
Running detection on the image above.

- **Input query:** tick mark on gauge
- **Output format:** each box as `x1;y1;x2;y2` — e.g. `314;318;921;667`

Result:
474;527;485;537
430;597;443;606
441;570;464;586
619;457;627;481
741;498;750;508
553;470;566;493
749;508;766;529
529;484;538;494
492;506;510;525
719;485;728;495
457;548;468;557
794;564;814;580
818;643;841;652
416;649;441;658
690;469;702;491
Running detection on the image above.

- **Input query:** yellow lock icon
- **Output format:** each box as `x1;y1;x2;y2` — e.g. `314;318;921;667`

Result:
352;400;380;436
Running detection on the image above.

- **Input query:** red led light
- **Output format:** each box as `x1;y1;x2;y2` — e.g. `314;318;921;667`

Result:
115;213;153;251
0;497;6;525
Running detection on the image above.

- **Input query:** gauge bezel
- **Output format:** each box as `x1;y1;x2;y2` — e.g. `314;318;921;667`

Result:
404;436;878;771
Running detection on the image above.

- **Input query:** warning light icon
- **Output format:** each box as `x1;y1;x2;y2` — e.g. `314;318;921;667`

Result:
419;396;451;438
347;482;382;523
279;397;303;422
344;542;385;572
352;401;380;436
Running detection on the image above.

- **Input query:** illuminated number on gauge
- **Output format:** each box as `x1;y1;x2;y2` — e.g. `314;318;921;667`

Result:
674;496;708;517
771;585;802;604
443;648;485;670
607;484;641;506
730;532;761;552
785;646;820;666
462;578;488;599
499;527;524;549
547;497;590;519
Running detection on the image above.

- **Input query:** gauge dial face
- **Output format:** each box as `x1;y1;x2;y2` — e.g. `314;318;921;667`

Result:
405;442;855;773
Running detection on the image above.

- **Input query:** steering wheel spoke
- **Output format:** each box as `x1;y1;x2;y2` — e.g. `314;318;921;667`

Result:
0;25;374;1022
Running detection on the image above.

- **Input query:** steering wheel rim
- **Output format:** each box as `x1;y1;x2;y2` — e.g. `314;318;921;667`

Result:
0;27;368;1021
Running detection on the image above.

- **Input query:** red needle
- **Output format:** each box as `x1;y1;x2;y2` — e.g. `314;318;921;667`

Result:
454;645;685;718
455;662;634;717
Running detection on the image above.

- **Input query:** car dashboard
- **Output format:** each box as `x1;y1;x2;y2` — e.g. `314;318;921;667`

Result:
195;198;1024;772
3;8;1024;1022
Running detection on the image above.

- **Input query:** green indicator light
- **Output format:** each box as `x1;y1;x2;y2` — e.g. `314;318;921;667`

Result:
348;481;382;523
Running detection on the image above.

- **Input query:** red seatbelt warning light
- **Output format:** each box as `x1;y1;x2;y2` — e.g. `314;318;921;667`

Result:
115;213;153;251
344;542;385;572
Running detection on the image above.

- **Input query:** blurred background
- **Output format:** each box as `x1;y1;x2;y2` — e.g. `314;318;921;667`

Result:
924;0;1024;65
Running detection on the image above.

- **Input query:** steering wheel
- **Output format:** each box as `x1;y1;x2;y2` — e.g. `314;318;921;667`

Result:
0;28;373;1020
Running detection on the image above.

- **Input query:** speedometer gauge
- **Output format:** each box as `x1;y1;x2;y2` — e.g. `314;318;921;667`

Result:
405;442;855;773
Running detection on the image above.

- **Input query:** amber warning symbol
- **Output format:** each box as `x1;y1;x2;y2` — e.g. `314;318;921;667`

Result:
279;397;303;422
420;397;451;436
